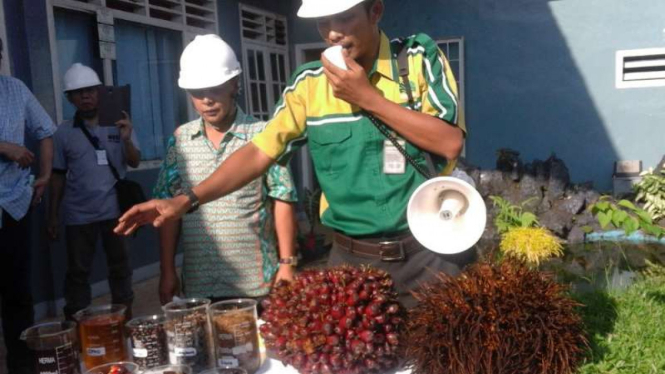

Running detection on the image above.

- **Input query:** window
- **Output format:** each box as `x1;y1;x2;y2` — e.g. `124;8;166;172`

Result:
48;0;218;161
616;47;665;89
437;38;465;111
438;38;466;156
239;5;289;120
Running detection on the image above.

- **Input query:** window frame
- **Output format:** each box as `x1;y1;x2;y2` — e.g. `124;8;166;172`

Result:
0;0;10;76
238;4;290;120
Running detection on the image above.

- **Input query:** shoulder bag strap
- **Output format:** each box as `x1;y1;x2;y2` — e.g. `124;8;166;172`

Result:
76;113;122;181
365;39;436;179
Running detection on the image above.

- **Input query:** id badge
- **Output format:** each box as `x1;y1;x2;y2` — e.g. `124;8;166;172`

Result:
383;139;406;174
96;150;109;165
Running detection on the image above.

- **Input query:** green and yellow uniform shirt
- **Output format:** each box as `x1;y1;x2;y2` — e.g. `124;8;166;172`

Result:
252;32;464;236
153;107;297;298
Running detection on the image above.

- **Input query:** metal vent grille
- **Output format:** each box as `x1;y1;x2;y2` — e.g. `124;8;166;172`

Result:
616;48;665;89
240;6;287;46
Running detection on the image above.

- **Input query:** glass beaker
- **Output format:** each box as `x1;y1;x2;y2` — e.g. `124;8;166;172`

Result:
126;314;169;369
73;304;127;368
198;367;247;374
162;298;213;372
83;361;138;374
142;364;193;374
21;321;80;374
209;299;260;374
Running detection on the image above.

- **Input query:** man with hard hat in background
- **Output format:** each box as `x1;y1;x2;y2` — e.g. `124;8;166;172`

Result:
0;36;56;374
48;62;141;320
116;0;471;308
151;34;297;306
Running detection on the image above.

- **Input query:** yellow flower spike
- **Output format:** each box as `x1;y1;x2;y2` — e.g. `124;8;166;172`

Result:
499;227;563;266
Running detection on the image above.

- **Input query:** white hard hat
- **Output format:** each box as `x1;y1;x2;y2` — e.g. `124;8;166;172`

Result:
178;34;242;90
297;0;366;18
63;63;102;92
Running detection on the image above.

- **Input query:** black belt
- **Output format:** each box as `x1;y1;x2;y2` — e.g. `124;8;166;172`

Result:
333;232;421;262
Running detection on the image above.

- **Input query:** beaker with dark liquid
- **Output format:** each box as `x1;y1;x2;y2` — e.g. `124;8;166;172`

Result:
21;321;80;374
74;304;127;368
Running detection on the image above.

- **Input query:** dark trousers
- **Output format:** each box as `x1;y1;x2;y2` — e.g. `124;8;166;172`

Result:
63;219;134;320
0;210;34;374
328;240;476;309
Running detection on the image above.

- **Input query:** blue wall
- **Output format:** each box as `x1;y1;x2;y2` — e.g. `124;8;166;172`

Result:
287;0;665;191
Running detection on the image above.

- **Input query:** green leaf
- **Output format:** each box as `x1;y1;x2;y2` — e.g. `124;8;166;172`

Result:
621;217;639;236
612;210;628;227
597;211;612;229
520;212;538;227
641;223;660;237
595;201;610;211
617;200;637;211
635;210;653;224
580;225;594;234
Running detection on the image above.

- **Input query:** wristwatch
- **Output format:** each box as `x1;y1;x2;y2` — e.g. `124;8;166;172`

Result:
180;187;200;213
279;256;298;267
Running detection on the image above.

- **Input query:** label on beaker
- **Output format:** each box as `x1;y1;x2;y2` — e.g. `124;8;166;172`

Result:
87;347;106;357
174;347;197;357
36;342;79;374
219;357;239;367
132;347;148;358
232;343;253;355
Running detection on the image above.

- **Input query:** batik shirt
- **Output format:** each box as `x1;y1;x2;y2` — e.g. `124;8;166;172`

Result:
153;107;297;298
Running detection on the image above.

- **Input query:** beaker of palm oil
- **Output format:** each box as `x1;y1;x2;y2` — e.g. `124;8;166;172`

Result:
73;304;127;369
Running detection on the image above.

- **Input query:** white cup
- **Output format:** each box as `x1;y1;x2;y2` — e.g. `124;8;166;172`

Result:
323;45;348;70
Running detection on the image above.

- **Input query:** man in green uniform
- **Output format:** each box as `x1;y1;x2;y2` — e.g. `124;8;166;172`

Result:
116;0;473;307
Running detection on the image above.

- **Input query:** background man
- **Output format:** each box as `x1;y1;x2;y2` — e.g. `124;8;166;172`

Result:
153;35;298;306
0;36;56;374
48;63;140;320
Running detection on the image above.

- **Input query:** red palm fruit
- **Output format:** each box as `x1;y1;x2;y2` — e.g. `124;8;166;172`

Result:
260;266;403;374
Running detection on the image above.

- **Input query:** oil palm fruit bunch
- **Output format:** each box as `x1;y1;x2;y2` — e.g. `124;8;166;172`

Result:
405;260;587;374
260;266;404;374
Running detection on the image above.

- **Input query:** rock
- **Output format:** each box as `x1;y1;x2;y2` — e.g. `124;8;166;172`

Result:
496;148;523;181
538;195;552;214
567;226;586;244
519;174;544;202
572;181;602;207
533;159;549;182
583;245;622;272
455;157;481;186
478;170;506;197
539;208;573;237
559;193;586;215
546;154;570;200
623;247;649;269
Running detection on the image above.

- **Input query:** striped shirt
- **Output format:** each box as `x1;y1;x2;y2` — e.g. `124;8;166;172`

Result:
252;32;464;236
0;75;56;220
153;107;297;298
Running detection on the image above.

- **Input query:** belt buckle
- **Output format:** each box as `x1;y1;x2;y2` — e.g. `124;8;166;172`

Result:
378;241;406;262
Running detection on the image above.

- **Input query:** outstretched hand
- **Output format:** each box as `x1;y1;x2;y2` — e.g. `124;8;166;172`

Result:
113;196;189;236
321;50;378;108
